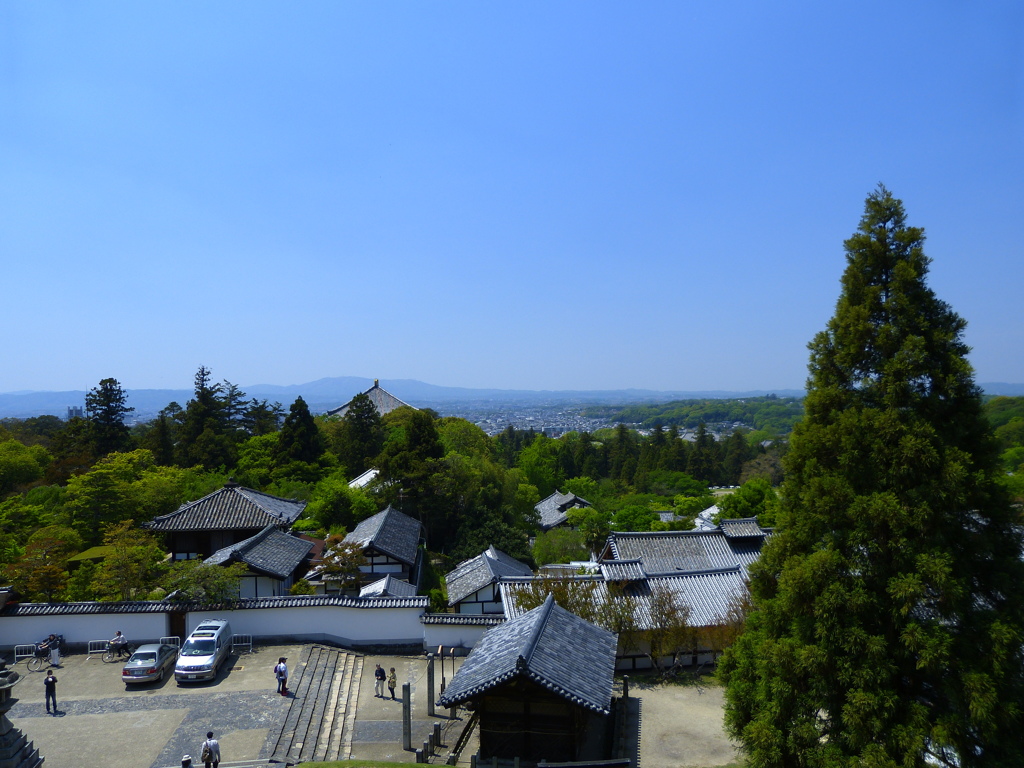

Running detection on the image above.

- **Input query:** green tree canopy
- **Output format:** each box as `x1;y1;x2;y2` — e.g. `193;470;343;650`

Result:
721;186;1024;767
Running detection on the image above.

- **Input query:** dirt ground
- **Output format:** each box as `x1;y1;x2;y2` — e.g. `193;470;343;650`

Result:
626;676;742;768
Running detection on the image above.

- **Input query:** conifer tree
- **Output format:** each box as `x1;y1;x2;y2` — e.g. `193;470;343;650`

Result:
276;396;324;465
720;186;1024;766
85;377;134;456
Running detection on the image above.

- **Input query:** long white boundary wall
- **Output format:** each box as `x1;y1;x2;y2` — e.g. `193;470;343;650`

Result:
0;612;169;649
0;599;436;653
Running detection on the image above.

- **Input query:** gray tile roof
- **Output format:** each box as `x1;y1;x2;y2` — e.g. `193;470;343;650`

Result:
534;491;592;530
604;529;742;575
632;570;748;627
1;593;428;616
1;600;173;617
420;614;507;626
436;594;617;714
345;506;422;566
325;381;414;418
599;559;646;582
146;483;306;532
719;517;768;538
360;575;418;598
205;525;313;580
500;569;747;630
445;546;533;606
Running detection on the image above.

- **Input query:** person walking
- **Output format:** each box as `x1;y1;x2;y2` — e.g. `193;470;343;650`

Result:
43;670;57;715
387;667;397;700
201;730;221;768
373;663;385;697
274;657;288;695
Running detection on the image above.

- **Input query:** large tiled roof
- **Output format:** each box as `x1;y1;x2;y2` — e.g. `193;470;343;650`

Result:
325;381;414;419
146;483;306;532
205;525;313;580
345;506;422;566
534;491;591;530
633;570;748;627
604;529;742;575
445;546;533;606
360;575;418;598
436;595;617;714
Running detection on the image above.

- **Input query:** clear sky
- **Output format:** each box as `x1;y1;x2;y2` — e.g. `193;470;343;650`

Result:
2;2;1022;394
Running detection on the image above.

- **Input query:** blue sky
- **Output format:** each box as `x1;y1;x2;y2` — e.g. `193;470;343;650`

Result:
2;2;1022;394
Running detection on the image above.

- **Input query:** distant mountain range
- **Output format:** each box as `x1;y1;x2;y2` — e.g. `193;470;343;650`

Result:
1;377;1021;421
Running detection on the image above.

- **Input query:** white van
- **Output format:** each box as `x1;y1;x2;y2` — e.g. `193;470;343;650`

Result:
174;619;232;683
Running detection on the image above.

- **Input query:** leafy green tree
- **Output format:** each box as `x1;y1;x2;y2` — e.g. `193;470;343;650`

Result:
164;558;247;602
516;434;563;498
66;559;99;601
532;527;589;566
85;378;134;456
319;534;367;593
91;519;166;601
716;478;778;526
0;439;50;497
5;526;82;602
63;449;187;544
611;504;659;532
721;186;1024;767
566;505;612;554
322;393;386;477
305;468;378;532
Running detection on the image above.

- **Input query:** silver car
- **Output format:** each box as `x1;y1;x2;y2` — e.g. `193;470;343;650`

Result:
121;643;178;685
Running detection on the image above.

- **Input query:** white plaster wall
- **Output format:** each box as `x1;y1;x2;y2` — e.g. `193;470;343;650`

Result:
423;623;495;653
186;604;424;646
0;612;169;650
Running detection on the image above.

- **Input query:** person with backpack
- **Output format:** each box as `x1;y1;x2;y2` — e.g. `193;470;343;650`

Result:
274;657;288;695
201;730;220;768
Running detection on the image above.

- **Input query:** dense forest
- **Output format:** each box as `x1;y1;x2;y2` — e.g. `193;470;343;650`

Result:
1;366;1021;605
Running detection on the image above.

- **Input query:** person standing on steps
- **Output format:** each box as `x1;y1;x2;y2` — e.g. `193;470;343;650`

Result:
387;667;397;700
274;657;288;695
44;670;57;714
201;730;221;768
374;663;386;697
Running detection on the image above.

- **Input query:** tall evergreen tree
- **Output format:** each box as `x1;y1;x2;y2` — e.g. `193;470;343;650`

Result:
177;367;233;469
85;378;134;456
721;187;1024;767
276;396;324;465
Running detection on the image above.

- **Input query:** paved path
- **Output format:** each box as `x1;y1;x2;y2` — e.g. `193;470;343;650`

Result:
7;644;466;768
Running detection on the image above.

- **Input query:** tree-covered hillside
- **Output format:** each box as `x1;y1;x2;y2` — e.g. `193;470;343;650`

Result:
586;395;804;435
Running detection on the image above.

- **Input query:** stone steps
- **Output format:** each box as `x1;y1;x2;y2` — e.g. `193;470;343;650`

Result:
266;645;361;766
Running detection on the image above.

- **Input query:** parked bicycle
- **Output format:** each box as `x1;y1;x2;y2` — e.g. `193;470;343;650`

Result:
27;634;66;671
103;640;136;663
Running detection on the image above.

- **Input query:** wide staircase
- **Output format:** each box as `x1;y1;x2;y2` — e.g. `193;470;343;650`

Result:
266;644;363;765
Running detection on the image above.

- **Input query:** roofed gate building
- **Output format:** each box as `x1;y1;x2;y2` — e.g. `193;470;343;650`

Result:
437;594;618;765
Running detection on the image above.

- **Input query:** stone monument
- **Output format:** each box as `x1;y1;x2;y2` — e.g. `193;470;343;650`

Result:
0;661;43;768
